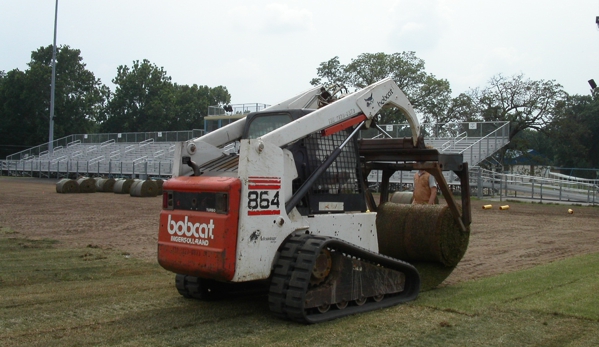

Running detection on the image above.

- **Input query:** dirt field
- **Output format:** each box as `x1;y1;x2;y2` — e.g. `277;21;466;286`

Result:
1;176;598;286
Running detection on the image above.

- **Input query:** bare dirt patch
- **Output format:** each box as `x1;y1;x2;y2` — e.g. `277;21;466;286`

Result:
1;176;598;285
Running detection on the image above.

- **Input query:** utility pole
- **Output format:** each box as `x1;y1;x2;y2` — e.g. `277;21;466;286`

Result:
49;0;58;154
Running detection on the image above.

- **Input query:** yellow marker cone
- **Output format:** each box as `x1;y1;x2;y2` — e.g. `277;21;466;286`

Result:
499;205;510;210
568;209;574;214
482;205;493;209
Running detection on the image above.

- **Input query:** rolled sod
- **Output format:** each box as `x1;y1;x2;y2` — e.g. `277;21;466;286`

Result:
376;202;470;290
76;177;96;193
55;179;79;193
129;179;159;197
153;179;164;195
113;179;135;194
390;191;413;204
94;178;116;192
408;261;457;292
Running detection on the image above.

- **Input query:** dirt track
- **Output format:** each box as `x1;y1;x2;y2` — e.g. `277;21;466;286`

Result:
1;176;598;285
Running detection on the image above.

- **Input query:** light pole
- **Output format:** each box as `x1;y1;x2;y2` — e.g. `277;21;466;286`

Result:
49;0;58;154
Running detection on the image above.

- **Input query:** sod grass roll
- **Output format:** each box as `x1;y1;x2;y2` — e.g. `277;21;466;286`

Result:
76;177;96;193
390;191;413;204
153;179;164;195
55;179;79;193
129;179;159;197
94;178;116;192
408;261;457;292
113;179;135;194
376;202;470;290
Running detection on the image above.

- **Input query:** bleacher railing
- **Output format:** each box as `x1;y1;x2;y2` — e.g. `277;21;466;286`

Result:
358;121;509;140
5;129;205;161
208;103;270;116
471;166;598;204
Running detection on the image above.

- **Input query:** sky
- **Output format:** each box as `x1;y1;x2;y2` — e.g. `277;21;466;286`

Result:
2;0;599;106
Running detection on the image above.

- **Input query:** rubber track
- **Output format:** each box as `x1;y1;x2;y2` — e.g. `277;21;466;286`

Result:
268;233;421;324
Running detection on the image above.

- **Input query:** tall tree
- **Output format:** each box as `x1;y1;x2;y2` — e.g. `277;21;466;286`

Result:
101;59;231;133
0;69;38;158
0;46;107;158
454;74;566;166
101;59;174;133
171;84;231;130
310;52;452;124
471;74;566;141
548;94;599;172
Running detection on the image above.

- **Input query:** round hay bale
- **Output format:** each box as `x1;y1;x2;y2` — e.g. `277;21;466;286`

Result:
390;191;413;204
376;202;470;290
153;179;164;195
76;177;96;193
113;179;135;194
56;179;79;194
130;179;159;197
94;178;116;192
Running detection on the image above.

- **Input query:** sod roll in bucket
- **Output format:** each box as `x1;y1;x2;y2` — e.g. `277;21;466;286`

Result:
76;177;96;193
56;179;79;193
390;191;414;204
376;202;470;290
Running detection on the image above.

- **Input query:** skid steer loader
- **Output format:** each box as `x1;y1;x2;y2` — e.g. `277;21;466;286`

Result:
158;78;471;323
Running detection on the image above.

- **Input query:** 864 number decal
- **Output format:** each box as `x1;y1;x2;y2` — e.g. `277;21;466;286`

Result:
247;176;281;216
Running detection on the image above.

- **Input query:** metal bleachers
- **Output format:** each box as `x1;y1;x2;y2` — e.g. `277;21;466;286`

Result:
4;130;198;179
5;121;511;182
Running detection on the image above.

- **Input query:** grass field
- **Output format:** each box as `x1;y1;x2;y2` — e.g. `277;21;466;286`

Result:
1;232;598;347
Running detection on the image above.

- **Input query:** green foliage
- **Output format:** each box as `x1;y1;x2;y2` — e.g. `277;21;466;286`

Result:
548;94;599;171
101;59;231;133
0;45;108;158
471;74;566;140
101;59;175;132
311;52;452;124
1;46;231;158
419;252;599;320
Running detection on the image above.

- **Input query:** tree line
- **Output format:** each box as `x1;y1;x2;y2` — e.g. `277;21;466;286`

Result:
0;45;230;158
1;47;597;175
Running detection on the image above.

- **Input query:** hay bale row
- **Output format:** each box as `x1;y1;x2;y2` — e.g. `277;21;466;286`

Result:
376;202;470;290
56;177;164;197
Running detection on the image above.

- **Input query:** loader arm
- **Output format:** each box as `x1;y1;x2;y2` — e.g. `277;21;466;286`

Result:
261;78;420;148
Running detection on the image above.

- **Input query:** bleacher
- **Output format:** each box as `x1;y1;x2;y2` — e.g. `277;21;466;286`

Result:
3;121;510;182
3;130;199;179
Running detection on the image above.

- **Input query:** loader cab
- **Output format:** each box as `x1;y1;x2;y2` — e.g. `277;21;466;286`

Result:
242;109;367;216
242;109;314;139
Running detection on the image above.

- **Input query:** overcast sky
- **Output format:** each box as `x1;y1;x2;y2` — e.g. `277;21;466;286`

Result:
2;0;599;105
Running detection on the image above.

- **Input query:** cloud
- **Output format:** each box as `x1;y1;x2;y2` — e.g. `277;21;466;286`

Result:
229;3;314;35
388;0;448;52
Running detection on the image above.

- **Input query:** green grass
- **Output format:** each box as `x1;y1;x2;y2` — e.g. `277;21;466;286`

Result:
418;253;599;320
1;235;598;346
